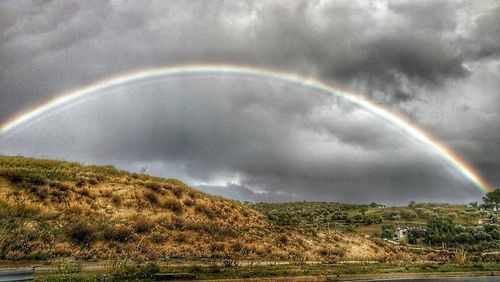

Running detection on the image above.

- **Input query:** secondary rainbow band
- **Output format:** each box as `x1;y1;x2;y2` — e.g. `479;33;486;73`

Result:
0;64;493;193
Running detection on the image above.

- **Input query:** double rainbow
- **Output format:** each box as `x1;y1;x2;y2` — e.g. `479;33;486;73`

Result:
0;64;493;193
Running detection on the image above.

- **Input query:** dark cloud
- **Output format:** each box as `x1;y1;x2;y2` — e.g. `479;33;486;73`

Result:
0;77;484;204
466;5;500;59
0;0;474;120
388;0;460;32
322;32;468;103
0;0;499;204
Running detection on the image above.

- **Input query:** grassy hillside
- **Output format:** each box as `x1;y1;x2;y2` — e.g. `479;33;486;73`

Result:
0;155;455;263
249;201;490;233
250;201;500;252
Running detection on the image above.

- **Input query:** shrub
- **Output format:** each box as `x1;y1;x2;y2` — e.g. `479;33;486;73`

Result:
456;232;473;243
172;186;184;198
401;210;418;220
318;247;345;258
210;242;227;252
150;232;168;243
277;234;289;246
195;202;216;219
389;214;401;220
112;262;160;280
331;212;348;221
163;198;184;214
187;190;198;199
145;181;162;192
144;191;160;206
67;221;96;245
103;224;134;242
112;194;122;206
75;178;86;187
87;178;98;185
175;233;188;243
78;187;92;198
474;231;492;242
169;215;185;230
50;181;71;191
183;198;195;207
132;218;154;233
230;242;244;253
380;224;395;239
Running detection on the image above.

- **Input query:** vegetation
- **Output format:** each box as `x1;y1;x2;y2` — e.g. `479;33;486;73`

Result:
0;155;419;264
0;155;499;281
34;261;500;281
483;189;500;210
0;155;270;261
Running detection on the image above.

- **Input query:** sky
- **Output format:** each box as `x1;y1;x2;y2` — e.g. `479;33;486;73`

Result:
0;0;499;205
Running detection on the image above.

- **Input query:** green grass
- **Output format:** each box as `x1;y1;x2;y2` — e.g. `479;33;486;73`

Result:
34;262;500;281
248;201;489;234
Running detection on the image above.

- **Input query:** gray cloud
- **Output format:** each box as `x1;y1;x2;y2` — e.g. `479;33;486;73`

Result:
466;5;500;59
0;0;499;204
0;76;484;204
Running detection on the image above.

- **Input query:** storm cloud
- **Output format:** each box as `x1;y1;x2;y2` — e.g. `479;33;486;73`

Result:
1;0;499;204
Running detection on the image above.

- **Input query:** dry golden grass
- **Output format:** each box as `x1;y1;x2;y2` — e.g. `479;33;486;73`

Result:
0;155;448;263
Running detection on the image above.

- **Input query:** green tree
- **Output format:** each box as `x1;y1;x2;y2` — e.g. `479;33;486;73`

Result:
407;228;426;244
483;189;500;210
426;217;456;245
380;224;395;239
401;209;418;221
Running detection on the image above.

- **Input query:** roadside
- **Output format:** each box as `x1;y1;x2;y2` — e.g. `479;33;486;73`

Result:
22;260;500;281
196;272;500;282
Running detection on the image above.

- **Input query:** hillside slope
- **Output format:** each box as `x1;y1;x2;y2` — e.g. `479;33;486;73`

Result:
0;156;436;262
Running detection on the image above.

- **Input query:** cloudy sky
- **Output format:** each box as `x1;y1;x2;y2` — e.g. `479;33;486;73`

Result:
0;0;499;205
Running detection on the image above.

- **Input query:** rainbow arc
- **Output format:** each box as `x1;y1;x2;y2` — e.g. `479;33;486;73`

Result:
0;64;493;193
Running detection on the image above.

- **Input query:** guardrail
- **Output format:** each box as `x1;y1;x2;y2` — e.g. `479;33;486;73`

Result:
0;269;35;282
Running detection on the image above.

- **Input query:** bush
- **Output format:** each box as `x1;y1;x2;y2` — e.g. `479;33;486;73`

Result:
111;194;122;206
474;231;492;242
277;234;289;246
210;242;227;252
318;247;345;258
75;178;86;187
144;191;160;206
87;178;98;185
132;218;154;233
389;214;401;220
103;224;134;242
112;262;160;280
380;224;395;239
145;181;162;192
456;232;473;244
401;210;418;220
67;221;96;245
175;233;188;243
331;212;348;221
183;198;195;207
195;202;217;219
78;188;92;198
173;186;184;198
150;232;168;243
163;198;184;214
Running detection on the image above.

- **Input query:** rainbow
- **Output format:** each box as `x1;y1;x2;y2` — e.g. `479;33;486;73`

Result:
0;64;493;193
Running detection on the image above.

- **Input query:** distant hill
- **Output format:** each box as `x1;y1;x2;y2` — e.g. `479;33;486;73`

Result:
0;155;439;262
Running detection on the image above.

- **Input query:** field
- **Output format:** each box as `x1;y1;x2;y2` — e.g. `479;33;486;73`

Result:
31;261;500;281
0;155;499;281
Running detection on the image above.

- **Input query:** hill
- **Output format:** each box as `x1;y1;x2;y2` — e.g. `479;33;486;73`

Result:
0;155;442;263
